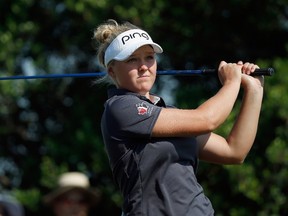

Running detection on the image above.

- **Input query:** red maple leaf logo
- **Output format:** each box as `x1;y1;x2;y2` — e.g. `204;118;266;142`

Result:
136;103;149;115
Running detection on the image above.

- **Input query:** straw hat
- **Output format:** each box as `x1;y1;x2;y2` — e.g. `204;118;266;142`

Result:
43;172;100;206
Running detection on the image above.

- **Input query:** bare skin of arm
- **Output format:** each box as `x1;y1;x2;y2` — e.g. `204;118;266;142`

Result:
152;61;242;136
198;65;264;164
152;61;264;164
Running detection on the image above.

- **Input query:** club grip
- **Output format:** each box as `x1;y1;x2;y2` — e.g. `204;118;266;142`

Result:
203;68;274;76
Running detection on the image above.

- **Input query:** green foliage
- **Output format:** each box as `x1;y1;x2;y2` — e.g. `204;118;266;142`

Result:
13;188;41;212
0;0;288;215
40;156;69;189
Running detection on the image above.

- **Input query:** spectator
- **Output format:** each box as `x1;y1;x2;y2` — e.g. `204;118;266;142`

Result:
0;193;24;216
43;172;100;216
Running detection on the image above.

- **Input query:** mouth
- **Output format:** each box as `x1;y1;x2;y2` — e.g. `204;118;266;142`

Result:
138;74;150;79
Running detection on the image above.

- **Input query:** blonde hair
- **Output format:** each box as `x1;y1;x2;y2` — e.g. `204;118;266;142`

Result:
92;19;140;85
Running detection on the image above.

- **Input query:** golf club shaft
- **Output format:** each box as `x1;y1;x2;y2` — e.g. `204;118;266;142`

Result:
157;68;274;76
0;68;274;80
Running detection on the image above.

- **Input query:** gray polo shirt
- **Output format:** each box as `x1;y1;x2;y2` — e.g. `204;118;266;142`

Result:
101;88;214;216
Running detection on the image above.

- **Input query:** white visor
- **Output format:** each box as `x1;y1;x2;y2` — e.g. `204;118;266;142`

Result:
104;29;163;67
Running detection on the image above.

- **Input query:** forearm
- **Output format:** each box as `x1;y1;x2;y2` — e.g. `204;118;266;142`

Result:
152;81;241;137
226;86;264;162
198;81;241;130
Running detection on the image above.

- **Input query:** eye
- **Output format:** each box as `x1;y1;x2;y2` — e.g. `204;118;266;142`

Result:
126;57;137;63
146;55;155;61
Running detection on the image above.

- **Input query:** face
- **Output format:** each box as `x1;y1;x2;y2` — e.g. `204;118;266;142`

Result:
52;191;89;216
108;45;157;98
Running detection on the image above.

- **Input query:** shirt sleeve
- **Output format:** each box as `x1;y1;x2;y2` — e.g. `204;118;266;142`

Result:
104;95;162;138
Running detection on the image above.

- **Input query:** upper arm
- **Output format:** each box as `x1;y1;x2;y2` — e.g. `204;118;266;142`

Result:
197;133;243;164
151;107;215;137
104;96;162;138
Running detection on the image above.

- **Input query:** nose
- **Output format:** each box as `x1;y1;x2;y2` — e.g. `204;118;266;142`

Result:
138;60;149;72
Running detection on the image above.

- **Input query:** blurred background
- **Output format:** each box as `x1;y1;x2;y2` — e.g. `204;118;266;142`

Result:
0;0;287;215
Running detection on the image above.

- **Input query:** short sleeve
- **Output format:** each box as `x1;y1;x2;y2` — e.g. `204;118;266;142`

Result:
103;95;162;138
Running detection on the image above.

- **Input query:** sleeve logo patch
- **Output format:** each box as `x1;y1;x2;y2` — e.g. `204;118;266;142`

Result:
136;102;153;115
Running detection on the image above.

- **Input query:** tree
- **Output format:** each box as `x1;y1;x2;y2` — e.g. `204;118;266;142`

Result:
0;0;287;215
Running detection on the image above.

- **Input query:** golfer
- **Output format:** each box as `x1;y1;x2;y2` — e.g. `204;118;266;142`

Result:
94;19;264;215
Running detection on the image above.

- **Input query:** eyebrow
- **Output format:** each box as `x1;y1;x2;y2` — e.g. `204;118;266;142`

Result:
130;51;155;57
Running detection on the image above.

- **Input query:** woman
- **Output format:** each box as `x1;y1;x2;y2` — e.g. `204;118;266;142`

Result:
93;19;264;215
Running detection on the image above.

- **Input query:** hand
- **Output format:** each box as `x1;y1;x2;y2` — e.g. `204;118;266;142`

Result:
237;61;264;89
218;61;242;85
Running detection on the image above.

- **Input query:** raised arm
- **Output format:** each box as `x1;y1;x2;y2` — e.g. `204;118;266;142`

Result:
198;62;264;164
152;61;242;137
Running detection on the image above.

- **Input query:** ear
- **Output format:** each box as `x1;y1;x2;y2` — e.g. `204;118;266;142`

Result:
107;66;116;79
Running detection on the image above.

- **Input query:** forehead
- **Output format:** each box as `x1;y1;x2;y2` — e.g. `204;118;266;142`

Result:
130;45;155;55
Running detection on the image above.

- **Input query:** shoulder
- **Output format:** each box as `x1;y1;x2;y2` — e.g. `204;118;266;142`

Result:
104;94;162;121
106;94;143;109
104;94;144;118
